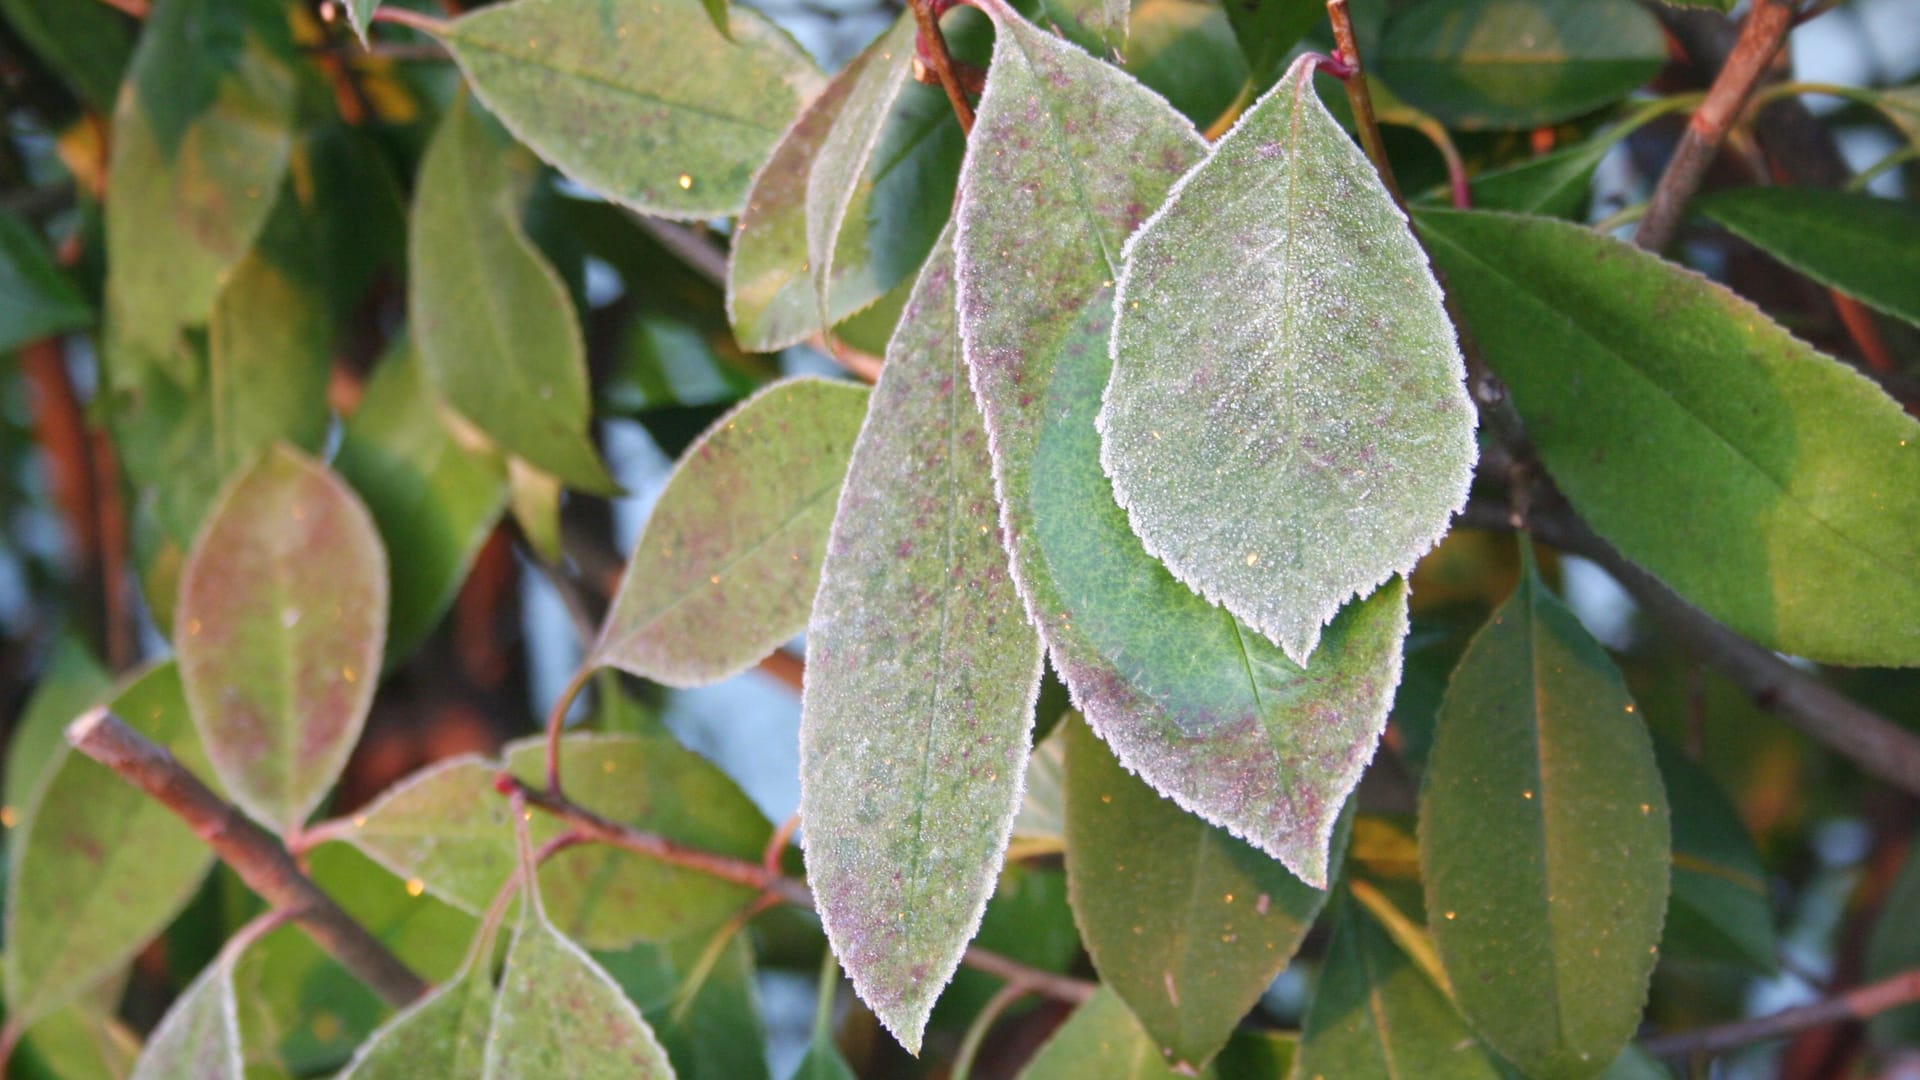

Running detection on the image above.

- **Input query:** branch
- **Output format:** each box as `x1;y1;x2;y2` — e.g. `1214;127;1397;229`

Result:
1643;966;1920;1059
501;773;1097;1004
1459;498;1920;796
66;710;430;1006
1325;0;1403;208
910;0;976;136
1634;0;1796;252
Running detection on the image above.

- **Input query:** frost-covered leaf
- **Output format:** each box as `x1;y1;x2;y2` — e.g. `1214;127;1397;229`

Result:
335;343;510;664
486;869;673;1077
128;946;243;1080
1103;53;1474;666
799;231;1043;1053
438;0;822;219
337;881;506;1079
1294;895;1502;1080
593;377;869;687
1040;0;1130;54
0;211;90;351
5;665;216;1030
176;446;387;832
3;639;110;819
103;0;294;379
1420;556;1669;1080
1063;716;1331;1069
409;96;615;494
1375;0;1665;130
1695;187;1920;329
1418;207;1920;667
955;0;1407;887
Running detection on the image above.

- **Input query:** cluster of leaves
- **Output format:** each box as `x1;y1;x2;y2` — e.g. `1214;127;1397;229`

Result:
2;0;1919;1076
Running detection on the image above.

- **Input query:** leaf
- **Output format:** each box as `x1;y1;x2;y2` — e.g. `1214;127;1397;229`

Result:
129;948;243;1080
345;0;378;44
409;96;615;494
931;863;1081;1027
4;664;218;1029
1062;716;1332;1069
507;458;565;563
1416;207;1920;667
1419;555;1670;1080
954;0;1408;887
176;446;387;832
0;0;133;109
335;343;510;664
1293;895;1503;1080
1122;0;1251;128
1695;187;1920;328
593;932;770;1079
1868;840;1920;1052
604;314;769;414
1654;739;1775;972
438;0;823;219
792;959;856;1080
799;230;1044;1053
486;878;674;1077
208;253;333;472
1040;0;1131;55
103;0;295;378
3;639;110;819
346;735;771;947
729;15;965;352
1422;137;1613;219
593;377;870;687
1018;987;1194;1080
1223;0;1321;86
1103;53;1475;666
1376;0;1664;130
0;212;91;351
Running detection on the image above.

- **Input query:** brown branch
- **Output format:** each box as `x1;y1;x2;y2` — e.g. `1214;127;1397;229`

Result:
502;773;1097;1004
1643;966;1920;1059
1459;498;1920;796
1326;0;1403;209
911;0;976;136
66;710;430;1006
1634;0;1795;252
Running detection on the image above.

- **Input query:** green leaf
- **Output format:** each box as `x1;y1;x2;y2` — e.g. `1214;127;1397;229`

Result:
1436;137;1614;218
344;0;378;44
346;735;771;948
0;212;91;351
1419;556;1670;1080
1376;0;1664;130
1123;0;1251;129
409;96;615;494
6;664;217;1029
507;458;565;563
1600;1044;1675;1080
1869;840;1920;1051
1654;740;1776;972
1695;187;1920;328
604;314;769;413
594;932;770;1079
487;880;674;1077
207;253;333;471
954;1;1408;887
128;947;243;1080
792;958;856;1080
1040;0;1131;55
3;639;110;819
799;230;1043;1053
1062;716;1331;1069
593;377;869;687
1104;53;1474;666
438;0;823;219
175;447;387;832
1294;895;1503;1080
1223;0;1321;86
1416;207;1920;667
335;343;510;664
1019;987;1193;1080
0;0;133;108
104;0;295;379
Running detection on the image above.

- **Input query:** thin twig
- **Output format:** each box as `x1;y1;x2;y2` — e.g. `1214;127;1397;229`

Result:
543;663;596;794
763;812;801;873
952;981;1033;1080
910;0;976;136
1326;0;1404;209
369;5;450;34
1635;0;1796;252
1458;498;1920;796
1643;966;1920;1059
65;710;430;1006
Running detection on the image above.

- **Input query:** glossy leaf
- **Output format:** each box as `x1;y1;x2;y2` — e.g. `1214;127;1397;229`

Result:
335;344;510;663
1427;137;1614;219
1294;896;1502;1080
1695;186;1920;328
1376;0;1664;129
1104;53;1474;666
128;948;243;1080
800;232;1043;1052
409;96;615;494
1223;0;1321;86
1418;207;1920;667
593;377;869;687
1019;987;1197;1080
1062;716;1331;1069
0;0;132;109
1655;740;1775;972
1420;558;1670;1080
5;664;218;1029
0;212;90;351
594;932;770;1079
487;882;674;1077
955;0;1408;887
103;0;295;378
439;0;822;219
176;446;386;832
1123;0;1251;129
